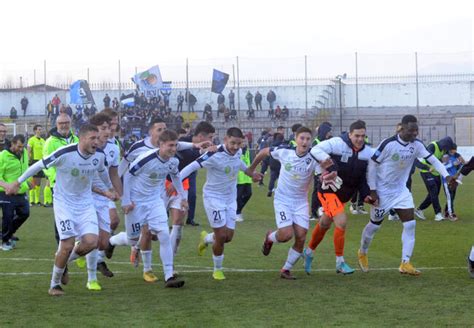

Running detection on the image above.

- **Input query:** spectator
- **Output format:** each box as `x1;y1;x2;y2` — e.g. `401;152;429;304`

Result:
203;103;213;122
20;96;28;117
186;91;197;112
224;107;230;123
274;105;282;120
112;97;120;110
268;106;274;119
217;93;225;107
281;105;289;120
183;123;191;136
267;133;285;197
59;104;67;115
230;108;237;121
52;94;61;112
177;92;184;112
267;89;276;110
10;107;18;119
247;107;255;120
245;91;253;110
65;105;73;118
217;103;225;118
228;89;235;110
254;91;262;110
177;128;187;139
160;89;171;107
46;101;53;120
103;93;111;108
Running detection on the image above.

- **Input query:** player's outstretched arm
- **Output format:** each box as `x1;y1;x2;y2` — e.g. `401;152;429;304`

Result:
248;147;270;173
426;155;451;182
179;160;201;180
17;160;45;186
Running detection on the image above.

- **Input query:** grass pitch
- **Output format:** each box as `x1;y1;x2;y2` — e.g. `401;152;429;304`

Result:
0;174;473;327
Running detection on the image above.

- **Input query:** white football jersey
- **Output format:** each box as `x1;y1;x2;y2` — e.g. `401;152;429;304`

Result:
93;141;120;201
122;148;182;205
270;146;320;201
371;135;431;194
39;144;110;207
190;145;247;198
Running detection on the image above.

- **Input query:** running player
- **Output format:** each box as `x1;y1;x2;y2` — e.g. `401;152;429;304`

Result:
6;124;114;296
122;130;186;287
358;115;451;275
303;120;372;275
248;126;329;279
180;127;262;280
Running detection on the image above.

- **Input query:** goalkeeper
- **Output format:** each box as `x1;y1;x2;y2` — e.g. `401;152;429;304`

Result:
304;120;373;275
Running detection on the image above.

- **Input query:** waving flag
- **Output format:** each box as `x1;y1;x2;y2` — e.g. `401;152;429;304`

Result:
132;65;163;98
211;69;229;94
70;80;95;105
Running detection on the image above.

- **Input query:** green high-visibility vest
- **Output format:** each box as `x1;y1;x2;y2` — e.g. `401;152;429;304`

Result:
238;147;252;184
420;141;443;176
0;149;30;194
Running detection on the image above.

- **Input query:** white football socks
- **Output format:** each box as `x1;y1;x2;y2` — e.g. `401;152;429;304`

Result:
86;248;98;282
50;265;65;288
282;247;301;271
141;250;152;272
157;230;174;281
360;221;381;254
213;254;224;271
204;233;215;245
170;225;183;256
109;232;130;246
401;220;416;263
469;246;474;261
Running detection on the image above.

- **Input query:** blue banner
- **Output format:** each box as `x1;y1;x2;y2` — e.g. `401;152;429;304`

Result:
70;80;95;105
211;69;229;94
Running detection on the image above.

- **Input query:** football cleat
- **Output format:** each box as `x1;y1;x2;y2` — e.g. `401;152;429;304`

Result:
143;271;158;283
399;261;421;276
280;269;296;280
198;231;208;256
261;230;273;256
165;276;185;288
336;262;355;275
75;256;86;269
86;280;102;291
414;208;426;220
358;250;369;273
303;248;314;274
97;262;114;278
212;270;226;280
48;285;65;296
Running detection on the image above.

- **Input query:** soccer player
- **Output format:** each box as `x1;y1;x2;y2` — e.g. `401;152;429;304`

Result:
81;113;122;289
27;125;45;206
180;127;262;280
94;110;123;277
303;121;372;275
5;124;114;296
164;121;216;259
249;126;327;279
107;119;210;270
358;115;451;275
0;135;31;250
122;130;187;287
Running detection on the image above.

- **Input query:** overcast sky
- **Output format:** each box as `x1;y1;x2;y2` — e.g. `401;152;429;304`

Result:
1;0;472;84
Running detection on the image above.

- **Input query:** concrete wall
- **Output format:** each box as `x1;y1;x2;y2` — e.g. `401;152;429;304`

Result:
1;79;472;117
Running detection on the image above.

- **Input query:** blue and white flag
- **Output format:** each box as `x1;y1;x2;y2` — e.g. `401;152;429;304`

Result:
132;65;163;98
121;96;135;108
211;69;229;94
70;80;95;105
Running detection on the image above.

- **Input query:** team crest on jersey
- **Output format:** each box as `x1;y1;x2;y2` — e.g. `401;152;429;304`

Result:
149;172;158;179
71;168;80;177
224;166;231;174
305;158;312;165
409;146;415;153
391;153;400;161
92;158;99;166
109;151;114;158
284;163;292;171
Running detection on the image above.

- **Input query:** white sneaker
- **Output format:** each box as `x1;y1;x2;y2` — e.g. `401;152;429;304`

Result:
235;214;244;222
350;204;359;215
414;208;426;220
357;206;368;214
434;213;445;221
388;213;400;221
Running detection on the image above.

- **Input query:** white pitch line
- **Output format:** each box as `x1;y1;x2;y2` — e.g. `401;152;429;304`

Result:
0;257;467;277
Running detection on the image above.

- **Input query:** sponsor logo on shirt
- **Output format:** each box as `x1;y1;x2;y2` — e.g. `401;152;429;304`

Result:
391;153;400;161
71;168;80;177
